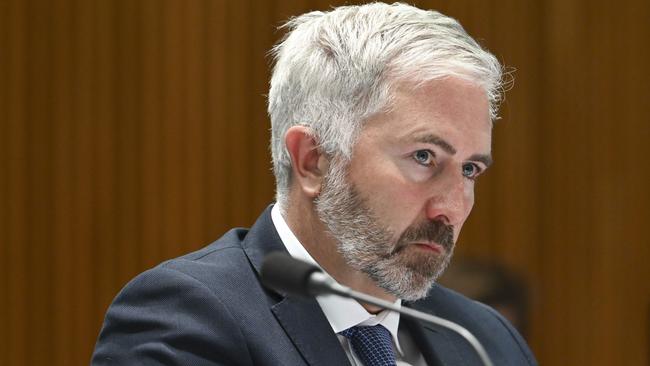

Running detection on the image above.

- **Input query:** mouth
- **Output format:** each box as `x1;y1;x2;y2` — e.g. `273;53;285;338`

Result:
412;242;444;254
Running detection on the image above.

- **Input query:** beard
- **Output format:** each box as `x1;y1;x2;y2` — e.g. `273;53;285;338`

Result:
314;158;456;301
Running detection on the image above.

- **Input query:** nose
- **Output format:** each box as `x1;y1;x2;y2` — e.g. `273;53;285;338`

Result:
424;166;473;226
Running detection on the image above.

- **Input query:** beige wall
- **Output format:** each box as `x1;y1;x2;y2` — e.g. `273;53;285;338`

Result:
1;1;648;364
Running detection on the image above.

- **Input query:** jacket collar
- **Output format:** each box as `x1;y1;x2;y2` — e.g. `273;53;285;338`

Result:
241;205;351;366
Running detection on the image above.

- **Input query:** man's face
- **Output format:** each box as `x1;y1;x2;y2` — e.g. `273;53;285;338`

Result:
315;77;492;301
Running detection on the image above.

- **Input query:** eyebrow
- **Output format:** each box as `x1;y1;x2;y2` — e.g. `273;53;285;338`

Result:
414;134;456;155
414;134;493;168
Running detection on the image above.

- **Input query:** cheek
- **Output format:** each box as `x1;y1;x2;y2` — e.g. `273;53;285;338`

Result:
457;183;476;227
464;184;475;209
349;155;412;206
368;179;422;219
351;172;423;229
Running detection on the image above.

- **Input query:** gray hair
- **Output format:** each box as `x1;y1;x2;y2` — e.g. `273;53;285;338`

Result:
268;2;504;207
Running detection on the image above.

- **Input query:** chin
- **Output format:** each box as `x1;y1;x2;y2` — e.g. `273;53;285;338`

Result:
363;249;451;301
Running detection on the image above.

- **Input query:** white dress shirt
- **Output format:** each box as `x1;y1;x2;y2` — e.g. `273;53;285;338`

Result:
271;204;427;366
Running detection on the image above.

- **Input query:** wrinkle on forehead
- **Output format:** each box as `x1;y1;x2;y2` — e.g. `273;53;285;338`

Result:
355;77;492;159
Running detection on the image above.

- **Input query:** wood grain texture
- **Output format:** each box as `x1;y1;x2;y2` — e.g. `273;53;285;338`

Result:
1;1;648;365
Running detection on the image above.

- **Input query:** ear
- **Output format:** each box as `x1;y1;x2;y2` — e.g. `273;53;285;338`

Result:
284;126;329;198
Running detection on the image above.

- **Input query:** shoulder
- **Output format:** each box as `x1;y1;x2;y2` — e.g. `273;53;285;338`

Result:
91;228;260;365
105;226;270;319
158;228;259;292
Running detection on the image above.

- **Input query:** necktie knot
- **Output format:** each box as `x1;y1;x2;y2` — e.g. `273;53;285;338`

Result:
339;325;397;366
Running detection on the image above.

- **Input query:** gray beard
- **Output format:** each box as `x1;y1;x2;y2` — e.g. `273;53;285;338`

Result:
314;158;456;301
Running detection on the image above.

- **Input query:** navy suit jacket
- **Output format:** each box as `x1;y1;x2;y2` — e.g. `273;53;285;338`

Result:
92;206;537;365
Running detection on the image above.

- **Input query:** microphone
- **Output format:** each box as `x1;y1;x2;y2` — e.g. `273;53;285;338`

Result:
261;252;494;366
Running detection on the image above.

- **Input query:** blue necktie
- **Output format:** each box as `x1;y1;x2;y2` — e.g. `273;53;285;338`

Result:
340;325;397;366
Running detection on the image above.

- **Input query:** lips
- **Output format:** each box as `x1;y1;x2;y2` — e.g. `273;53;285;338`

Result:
412;242;444;254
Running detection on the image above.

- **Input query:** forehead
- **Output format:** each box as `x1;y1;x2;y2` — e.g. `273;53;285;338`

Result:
361;77;492;153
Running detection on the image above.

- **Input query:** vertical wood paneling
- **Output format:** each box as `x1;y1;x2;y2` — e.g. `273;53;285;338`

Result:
250;0;276;212
160;0;185;259
139;0;164;269
494;0;546;351
92;0;118;340
0;0;7;361
71;1;96;363
25;0;55;363
587;0;650;363
620;2;650;363
183;0;206;249
203;0;229;239
5;2;28;365
1;1;649;365
224;0;254;225
114;0;141;286
51;1;74;364
583;3;619;363
489;0;544;276
534;0;650;363
548;3;596;362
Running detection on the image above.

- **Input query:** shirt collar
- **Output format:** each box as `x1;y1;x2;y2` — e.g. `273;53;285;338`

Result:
270;204;405;355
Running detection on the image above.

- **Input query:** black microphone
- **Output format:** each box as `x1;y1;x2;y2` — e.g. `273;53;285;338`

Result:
261;252;494;366
260;251;323;296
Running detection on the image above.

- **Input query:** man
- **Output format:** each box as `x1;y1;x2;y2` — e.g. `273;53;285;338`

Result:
92;3;537;365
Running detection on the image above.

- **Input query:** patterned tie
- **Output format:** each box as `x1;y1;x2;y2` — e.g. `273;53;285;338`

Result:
339;325;397;366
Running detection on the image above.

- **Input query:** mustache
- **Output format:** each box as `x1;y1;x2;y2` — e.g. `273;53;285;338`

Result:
394;220;455;252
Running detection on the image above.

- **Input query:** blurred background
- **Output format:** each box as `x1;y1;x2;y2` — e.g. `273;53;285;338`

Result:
1;0;649;365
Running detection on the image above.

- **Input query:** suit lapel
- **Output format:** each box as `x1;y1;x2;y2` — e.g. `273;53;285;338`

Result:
272;296;351;366
400;315;464;366
241;205;351;366
402;301;468;366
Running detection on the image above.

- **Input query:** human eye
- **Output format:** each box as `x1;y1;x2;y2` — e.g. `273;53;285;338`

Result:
462;163;483;180
412;149;435;166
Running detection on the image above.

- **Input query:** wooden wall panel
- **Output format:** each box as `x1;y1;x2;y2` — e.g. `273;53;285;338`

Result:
50;1;74;364
535;0;650;363
1;0;648;365
4;3;28;366
139;0;164;270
